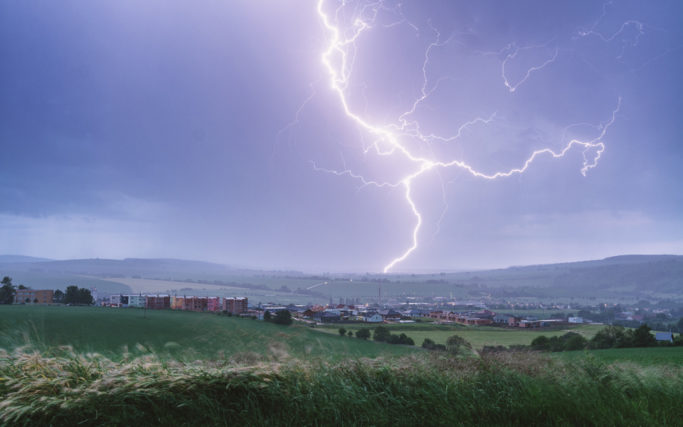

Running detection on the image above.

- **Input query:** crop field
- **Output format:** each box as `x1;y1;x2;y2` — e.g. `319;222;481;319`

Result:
554;346;683;366
317;322;604;350
0;305;414;361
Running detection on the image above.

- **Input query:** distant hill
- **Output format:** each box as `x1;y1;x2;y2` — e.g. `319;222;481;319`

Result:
1;254;680;301
429;254;683;297
0;257;240;279
0;255;53;264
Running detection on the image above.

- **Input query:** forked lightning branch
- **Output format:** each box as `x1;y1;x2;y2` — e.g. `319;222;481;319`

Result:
313;0;620;273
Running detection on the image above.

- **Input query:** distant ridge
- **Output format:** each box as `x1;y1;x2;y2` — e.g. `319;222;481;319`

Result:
0;255;53;263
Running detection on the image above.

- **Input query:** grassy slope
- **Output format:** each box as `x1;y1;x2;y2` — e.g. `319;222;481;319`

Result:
0;305;414;361
317;322;603;349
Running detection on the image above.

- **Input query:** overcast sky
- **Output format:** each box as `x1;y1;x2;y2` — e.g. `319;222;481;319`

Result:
1;0;682;272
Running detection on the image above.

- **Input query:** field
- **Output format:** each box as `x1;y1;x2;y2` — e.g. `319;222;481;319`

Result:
1;306;682;425
554;346;683;366
317;322;604;350
0;305;414;361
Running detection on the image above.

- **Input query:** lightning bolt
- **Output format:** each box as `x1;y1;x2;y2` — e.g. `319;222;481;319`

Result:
314;0;620;273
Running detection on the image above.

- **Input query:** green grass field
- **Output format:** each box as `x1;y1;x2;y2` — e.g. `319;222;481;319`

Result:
317;322;603;350
0;305;414;361
553;346;683;366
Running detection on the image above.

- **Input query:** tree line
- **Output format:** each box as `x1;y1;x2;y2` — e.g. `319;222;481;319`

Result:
0;277;93;305
529;324;682;352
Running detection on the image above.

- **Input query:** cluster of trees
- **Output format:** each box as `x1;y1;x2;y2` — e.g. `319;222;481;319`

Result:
263;310;293;325
531;324;682;352
372;326;415;345
61;286;94;305
0;277;94;305
422;335;473;356
531;332;588;352
587;324;679;349
342;326;414;345
338;328;354;337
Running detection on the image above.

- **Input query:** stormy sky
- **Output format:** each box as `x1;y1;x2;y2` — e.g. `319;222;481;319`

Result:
1;0;682;272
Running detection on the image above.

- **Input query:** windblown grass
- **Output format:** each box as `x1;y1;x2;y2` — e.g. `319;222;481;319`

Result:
1;347;680;426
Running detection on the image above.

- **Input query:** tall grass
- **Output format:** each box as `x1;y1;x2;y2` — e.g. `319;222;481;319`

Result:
1;347;680;426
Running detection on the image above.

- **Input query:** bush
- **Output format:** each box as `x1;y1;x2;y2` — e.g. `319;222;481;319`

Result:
445;335;472;356
272;310;293;326
373;326;391;342
338;328;347;336
531;336;550;351
356;328;370;340
422;338;436;350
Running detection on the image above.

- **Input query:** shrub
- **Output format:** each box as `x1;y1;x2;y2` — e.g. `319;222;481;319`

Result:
445;335;472;356
273;310;293;326
373;326;391;342
356;328;370;340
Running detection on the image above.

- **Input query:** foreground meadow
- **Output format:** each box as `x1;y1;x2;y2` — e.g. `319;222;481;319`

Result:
1;347;681;426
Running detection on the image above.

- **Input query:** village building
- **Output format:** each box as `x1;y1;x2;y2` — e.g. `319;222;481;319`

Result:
224;297;248;314
146;295;170;310
14;288;53;304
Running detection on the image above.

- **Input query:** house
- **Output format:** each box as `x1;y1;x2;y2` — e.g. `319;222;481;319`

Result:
110;294;123;307
519;320;542;328
14;288;53;305
313;311;341;323
379;309;402;320
364;312;383;323
507;316;523;327
493;314;515;325
655;332;674;343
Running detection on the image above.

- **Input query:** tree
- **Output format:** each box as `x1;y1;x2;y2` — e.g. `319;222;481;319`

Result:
273;310;293;325
263;311;272;322
338;327;347;336
562;333;588;351
347;330;354;337
0;277;15;304
531;335;551;351
63;286;93;305
53;289;64;304
356;328;371;340
632;324;656;347
373;326;391;342
589;325;627;349
445;334;472;356
77;288;94;305
64;285;79;304
422;338;436;350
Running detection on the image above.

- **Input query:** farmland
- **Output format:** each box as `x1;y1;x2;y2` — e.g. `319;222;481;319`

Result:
554;346;683;366
0;305;413;361
1;305;681;425
316;322;604;350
